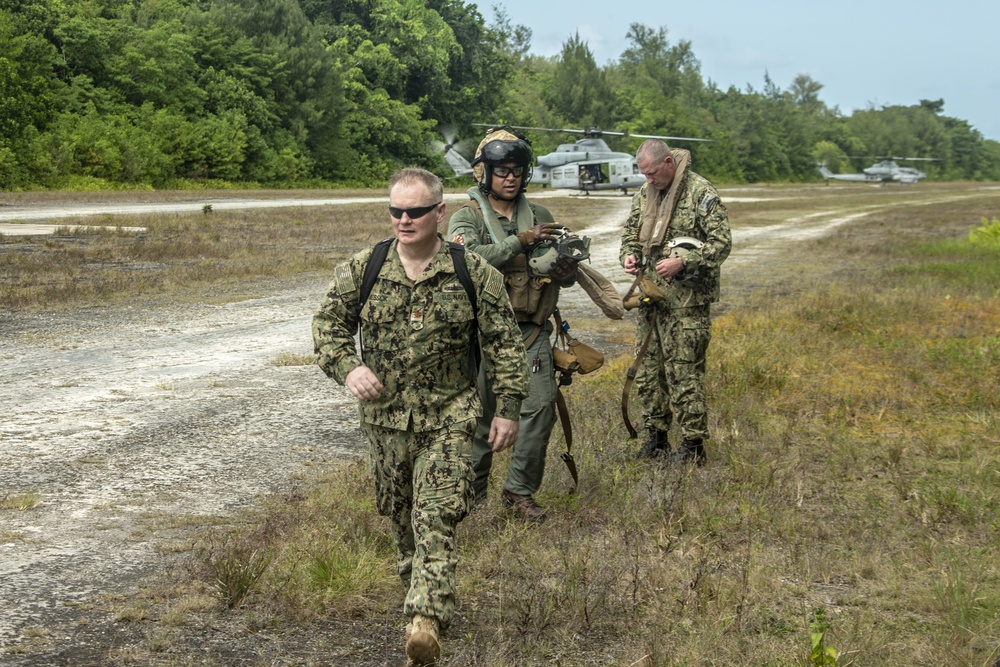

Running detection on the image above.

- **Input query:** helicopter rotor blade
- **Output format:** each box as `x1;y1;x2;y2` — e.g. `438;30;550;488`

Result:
471;123;595;136
471;123;712;142
851;155;940;162
626;132;714;142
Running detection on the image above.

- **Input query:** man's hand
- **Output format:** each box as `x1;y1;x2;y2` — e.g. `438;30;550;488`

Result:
345;365;384;401
624;254;642;276
451;234;465;245
488;417;520;452
654;256;684;279
548;255;578;286
517;223;563;249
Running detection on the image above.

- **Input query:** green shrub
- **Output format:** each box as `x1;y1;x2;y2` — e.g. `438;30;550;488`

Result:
968;216;1000;245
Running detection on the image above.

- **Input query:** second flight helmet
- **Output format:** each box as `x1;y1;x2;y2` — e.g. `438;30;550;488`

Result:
471;126;533;200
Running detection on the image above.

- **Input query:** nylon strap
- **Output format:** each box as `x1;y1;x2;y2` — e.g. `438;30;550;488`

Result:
556;387;578;491
621;270;645;306
522;322;544;351
621;326;655;439
550;311;577;491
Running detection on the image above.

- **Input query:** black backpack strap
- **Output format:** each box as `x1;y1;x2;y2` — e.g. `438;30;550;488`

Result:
358;238;393;364
447;242;481;379
447;242;478;317
360;238;393;307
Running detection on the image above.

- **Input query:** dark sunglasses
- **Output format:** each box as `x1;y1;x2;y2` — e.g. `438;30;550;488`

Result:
492;165;524;179
388;202;441;219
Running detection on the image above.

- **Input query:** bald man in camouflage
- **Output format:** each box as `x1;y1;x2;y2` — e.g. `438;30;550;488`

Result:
313;168;528;665
620;139;732;465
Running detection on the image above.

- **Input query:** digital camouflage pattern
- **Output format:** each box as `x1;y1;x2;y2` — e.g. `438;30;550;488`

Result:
313;238;528;429
636;303;711;438
362;420;475;626
619;170;731;308
312;238;528;628
619;169;731;441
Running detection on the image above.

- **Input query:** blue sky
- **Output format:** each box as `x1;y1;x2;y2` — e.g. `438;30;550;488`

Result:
486;0;1000;142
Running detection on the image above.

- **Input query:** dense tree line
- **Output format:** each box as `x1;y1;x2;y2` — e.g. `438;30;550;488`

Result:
2;0;997;190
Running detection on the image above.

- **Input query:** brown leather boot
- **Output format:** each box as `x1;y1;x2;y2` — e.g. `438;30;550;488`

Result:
405;614;441;665
501;489;547;522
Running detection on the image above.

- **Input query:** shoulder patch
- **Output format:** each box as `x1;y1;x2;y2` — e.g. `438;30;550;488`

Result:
335;263;357;296
481;267;505;303
697;193;719;217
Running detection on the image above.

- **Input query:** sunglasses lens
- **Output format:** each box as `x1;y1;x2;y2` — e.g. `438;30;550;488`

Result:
389;203;440;219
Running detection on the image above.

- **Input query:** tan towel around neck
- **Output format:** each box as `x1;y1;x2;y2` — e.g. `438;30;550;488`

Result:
638;148;691;255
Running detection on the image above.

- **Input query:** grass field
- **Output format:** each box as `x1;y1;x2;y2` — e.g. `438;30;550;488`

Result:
4;182;999;666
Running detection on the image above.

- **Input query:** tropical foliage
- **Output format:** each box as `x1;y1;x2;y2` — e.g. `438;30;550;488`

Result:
1;0;997;189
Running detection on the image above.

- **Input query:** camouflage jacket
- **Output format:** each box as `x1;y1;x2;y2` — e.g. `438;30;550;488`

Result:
447;188;560;325
312;238;529;432
619;170;732;308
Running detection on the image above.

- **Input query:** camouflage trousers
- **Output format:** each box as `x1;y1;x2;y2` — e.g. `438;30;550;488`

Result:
472;321;558;498
635;303;711;441
361;419;476;629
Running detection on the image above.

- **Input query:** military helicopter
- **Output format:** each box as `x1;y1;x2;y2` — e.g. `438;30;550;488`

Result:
436;123;711;194
817;156;938;184
474;124;712;194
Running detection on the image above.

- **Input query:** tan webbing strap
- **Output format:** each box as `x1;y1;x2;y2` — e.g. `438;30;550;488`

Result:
556;387;578;491
622;326;655;439
621;270;644;307
550;311;578;491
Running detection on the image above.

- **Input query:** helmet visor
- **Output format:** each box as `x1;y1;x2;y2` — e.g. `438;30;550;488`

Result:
479;139;532;165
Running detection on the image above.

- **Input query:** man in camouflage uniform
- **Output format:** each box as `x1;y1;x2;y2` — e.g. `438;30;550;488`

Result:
620;139;732;465
447;127;579;522
312;168;528;665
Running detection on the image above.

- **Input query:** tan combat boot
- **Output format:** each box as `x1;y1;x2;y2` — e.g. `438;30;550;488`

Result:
501;489;546;522
405;614;441;665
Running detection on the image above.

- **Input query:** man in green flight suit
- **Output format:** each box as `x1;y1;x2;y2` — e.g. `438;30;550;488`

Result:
620;139;732;465
312;168;528;665
447;127;580;522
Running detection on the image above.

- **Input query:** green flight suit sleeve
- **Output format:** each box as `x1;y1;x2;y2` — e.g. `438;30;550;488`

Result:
447;205;522;269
